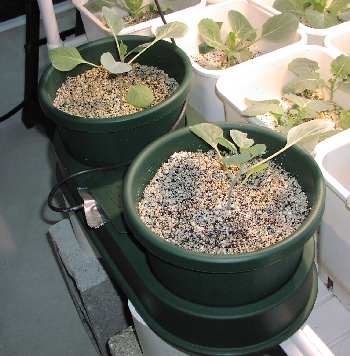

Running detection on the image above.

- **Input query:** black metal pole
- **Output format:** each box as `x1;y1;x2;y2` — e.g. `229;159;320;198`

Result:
153;0;176;45
22;0;41;128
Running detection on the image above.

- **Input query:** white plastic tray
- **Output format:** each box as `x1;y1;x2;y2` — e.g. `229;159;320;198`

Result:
314;129;350;311
247;0;350;45
216;44;350;122
152;0;307;122
324;22;350;56
73;0;206;40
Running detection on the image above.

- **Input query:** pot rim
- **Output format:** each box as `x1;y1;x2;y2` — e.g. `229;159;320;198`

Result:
123;122;325;270
38;35;192;130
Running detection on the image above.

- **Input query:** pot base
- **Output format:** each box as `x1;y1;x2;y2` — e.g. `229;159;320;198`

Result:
55;134;318;355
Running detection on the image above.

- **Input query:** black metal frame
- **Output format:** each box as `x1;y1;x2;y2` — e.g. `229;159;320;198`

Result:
4;0;84;131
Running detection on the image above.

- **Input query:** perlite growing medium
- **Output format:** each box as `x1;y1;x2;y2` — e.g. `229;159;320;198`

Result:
53;64;178;118
138;151;309;255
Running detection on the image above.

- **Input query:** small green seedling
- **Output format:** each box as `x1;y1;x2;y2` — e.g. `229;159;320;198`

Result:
197;11;299;67
283;56;350;99
48;9;187;108
273;0;350;29
243;55;350;132
86;0;172;19
190;120;334;204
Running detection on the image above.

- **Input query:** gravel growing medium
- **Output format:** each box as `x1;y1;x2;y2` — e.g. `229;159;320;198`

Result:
138;151;309;255
193;45;261;70
53;64;178;118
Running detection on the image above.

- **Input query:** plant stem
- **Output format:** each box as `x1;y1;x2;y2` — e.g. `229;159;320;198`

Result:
85;60;99;68
128;39;157;64
226;171;241;209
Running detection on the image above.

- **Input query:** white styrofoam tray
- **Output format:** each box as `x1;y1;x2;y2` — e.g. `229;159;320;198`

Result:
324;22;350;56
314;129;350;311
216;44;350;123
152;0;307;122
72;0;206;40
247;0;350;45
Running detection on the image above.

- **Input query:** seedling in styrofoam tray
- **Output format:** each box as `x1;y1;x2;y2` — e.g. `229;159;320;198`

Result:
243;55;350;138
273;0;350;29
196;11;299;68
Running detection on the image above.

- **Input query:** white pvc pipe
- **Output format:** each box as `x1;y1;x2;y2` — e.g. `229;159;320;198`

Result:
37;0;63;49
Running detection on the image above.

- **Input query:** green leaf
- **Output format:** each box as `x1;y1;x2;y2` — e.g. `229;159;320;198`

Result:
102;6;125;35
339;8;350;21
127;84;154;108
328;0;350;13
331;55;350;79
155;21;188;40
286;119;335;146
48;47;90;71
100;52;132;74
243;162;269;182
246;144;267;157
222;151;252;166
304;8;327;28
227;48;254;64
189;123;224;155
85;0;115;13
284;94;334;115
339;80;350;93
340;111;350;129
119;41;128;61
261;13;299;42
288;58;320;78
305;99;335;113
228;10;257;42
230;130;255;148
273;0;305;15
217;137;238;154
283;77;326;93
226;32;237;50
124;0;143;13
198;42;215;54
242;99;283;116
198;19;227;51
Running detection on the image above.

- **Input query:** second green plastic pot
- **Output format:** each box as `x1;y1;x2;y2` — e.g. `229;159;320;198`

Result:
123;123;325;306
39;36;192;167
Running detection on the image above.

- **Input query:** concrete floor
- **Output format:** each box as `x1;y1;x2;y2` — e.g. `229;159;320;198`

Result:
0;115;98;356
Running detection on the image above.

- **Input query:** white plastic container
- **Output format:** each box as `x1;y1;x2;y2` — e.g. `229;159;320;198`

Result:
216;45;350;123
152;0;306;122
324;22;350;56
248;0;350;45
314;129;350;310
128;300;333;356
128;301;187;356
73;0;206;41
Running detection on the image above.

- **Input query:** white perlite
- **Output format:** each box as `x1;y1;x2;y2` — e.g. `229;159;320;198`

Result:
138;151;309;255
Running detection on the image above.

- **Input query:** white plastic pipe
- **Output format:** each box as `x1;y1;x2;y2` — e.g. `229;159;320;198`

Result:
281;326;334;356
37;0;63;49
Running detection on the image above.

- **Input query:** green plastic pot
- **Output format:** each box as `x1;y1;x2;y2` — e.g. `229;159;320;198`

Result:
123;122;325;307
38;36;192;167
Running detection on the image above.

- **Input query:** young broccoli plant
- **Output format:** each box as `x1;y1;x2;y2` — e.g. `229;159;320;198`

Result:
283;56;350;100
273;0;350;29
197;11;299;68
189;120;334;205
48;9;187;108
243;55;350;132
86;0;172;19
